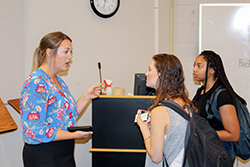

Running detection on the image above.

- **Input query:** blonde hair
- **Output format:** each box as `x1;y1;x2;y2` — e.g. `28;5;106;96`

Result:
31;31;72;73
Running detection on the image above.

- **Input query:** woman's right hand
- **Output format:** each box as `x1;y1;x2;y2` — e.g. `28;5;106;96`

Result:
55;129;93;141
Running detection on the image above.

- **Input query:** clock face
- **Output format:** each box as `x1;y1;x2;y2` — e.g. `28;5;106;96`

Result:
90;0;120;18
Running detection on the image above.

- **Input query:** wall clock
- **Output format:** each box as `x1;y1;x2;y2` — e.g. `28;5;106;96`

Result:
90;0;120;18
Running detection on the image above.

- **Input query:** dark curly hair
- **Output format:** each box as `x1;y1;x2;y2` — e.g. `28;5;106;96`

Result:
149;53;195;110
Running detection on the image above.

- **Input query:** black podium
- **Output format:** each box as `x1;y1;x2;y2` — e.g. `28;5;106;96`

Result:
90;95;154;167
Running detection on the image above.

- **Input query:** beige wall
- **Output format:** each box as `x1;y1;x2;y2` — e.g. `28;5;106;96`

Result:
0;0;24;103
1;0;250;166
1;0;170;166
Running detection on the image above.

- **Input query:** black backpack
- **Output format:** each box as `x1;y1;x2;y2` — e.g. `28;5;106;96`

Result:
161;100;232;167
206;86;250;160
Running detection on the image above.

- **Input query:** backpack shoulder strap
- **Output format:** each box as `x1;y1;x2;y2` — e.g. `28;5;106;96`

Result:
160;100;190;121
205;85;226;120
160;100;192;167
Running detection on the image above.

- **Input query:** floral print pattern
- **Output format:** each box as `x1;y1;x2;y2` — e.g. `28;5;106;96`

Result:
20;68;78;144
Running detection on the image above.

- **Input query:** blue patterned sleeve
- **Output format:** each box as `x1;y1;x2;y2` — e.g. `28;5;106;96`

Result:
20;75;58;144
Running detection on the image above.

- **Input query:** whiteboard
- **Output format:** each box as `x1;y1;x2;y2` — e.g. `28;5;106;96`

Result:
199;3;250;105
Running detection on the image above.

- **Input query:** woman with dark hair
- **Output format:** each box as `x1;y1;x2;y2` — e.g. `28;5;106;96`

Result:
192;50;243;162
136;53;195;166
20;31;103;167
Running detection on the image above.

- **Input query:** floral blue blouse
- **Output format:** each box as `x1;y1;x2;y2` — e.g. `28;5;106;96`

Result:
20;68;79;144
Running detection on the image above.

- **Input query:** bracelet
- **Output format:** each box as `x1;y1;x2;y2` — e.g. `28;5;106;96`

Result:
144;136;151;141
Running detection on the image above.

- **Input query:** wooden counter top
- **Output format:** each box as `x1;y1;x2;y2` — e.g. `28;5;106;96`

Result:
7;98;20;114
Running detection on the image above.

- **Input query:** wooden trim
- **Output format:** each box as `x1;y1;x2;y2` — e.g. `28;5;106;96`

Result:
170;0;174;54
6;96;155;114
89;148;147;153
7;98;20;114
98;95;155;99
0;98;18;133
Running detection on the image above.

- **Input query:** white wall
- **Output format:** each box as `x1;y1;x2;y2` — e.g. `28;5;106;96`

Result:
1;0;250;166
0;0;24;166
174;0;250;166
0;0;24;103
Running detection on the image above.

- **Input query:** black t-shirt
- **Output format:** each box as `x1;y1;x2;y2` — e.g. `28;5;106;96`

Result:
192;81;235;131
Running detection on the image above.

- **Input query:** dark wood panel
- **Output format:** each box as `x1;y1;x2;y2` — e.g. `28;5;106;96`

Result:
92;151;146;167
7;98;20;114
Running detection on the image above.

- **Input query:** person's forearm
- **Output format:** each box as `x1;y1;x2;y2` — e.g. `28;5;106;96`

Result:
54;129;77;141
139;126;151;153
216;130;240;142
77;94;91;114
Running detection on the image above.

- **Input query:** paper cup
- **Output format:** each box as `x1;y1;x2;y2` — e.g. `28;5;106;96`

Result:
112;87;125;95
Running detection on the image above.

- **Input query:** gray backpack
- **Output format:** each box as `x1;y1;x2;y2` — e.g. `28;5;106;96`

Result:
161;100;232;167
